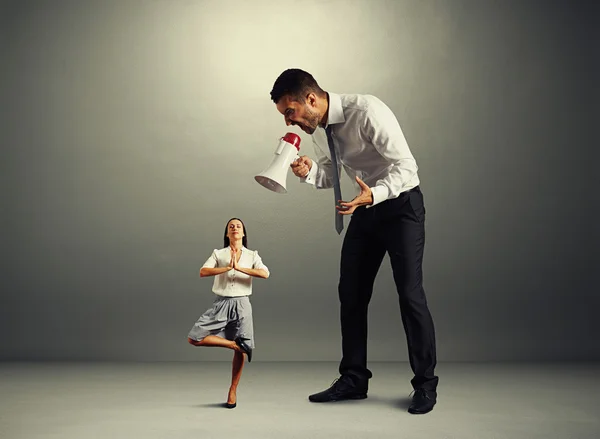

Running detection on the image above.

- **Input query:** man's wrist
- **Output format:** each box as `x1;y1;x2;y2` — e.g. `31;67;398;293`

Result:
302;161;318;184
367;186;385;208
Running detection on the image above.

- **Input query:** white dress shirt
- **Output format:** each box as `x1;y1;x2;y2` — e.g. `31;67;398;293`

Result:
302;92;420;207
201;247;270;297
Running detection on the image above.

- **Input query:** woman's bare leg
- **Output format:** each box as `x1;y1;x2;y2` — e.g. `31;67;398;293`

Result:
187;336;242;352
188;336;245;406
227;351;245;405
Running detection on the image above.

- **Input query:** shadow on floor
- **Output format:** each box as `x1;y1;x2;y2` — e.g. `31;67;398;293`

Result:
360;395;412;410
192;395;413;410
193;402;233;409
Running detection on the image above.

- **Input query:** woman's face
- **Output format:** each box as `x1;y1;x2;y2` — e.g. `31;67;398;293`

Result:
227;219;245;242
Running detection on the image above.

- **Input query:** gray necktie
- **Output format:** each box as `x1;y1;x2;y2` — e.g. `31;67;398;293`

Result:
325;126;344;234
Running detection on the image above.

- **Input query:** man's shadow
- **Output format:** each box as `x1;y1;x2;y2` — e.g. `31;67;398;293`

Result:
394;396;413;410
364;395;412;410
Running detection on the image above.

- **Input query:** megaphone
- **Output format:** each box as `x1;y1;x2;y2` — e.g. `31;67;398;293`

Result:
254;132;302;193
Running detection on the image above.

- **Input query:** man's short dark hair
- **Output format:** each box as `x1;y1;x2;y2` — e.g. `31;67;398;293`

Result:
270;69;325;104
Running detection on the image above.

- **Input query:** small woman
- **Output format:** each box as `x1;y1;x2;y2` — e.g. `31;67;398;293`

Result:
187;218;270;409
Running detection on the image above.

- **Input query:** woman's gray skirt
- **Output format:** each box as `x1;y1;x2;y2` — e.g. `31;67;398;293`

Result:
188;295;255;349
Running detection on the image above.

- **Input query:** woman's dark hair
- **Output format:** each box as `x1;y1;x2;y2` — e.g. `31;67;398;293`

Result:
223;218;247;248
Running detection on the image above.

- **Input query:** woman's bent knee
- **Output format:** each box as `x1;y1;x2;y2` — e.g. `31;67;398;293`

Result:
188;337;202;345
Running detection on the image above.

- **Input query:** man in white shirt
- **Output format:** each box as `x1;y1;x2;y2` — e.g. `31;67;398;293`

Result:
270;69;438;414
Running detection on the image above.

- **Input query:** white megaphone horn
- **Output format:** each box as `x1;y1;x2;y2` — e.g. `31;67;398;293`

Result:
254;132;302;193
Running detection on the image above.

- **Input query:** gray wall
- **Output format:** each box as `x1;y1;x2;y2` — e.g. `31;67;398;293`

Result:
1;0;597;362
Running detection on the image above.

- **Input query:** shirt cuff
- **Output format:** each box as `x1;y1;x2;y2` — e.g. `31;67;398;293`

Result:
367;185;388;208
300;161;318;185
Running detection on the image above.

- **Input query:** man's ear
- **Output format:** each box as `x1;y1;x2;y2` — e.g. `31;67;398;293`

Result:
306;92;318;108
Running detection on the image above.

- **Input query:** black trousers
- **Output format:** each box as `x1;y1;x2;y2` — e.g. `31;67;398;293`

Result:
338;186;438;391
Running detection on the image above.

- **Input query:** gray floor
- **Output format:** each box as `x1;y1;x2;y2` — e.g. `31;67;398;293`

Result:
1;361;599;439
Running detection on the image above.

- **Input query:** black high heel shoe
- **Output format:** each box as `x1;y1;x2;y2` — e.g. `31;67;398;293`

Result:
223;402;236;409
234;337;252;362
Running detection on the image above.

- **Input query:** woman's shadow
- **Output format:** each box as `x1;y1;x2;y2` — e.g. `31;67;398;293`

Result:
194;402;233;409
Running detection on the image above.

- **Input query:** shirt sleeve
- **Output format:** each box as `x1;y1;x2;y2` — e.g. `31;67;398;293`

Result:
201;249;219;268
252;251;270;275
362;97;419;207
300;134;338;189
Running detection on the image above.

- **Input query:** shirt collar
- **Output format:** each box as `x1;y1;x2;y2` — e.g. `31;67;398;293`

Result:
225;245;245;251
324;92;345;128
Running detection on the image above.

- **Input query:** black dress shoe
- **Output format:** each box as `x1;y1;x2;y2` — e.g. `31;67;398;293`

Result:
408;388;436;414
223;402;236;409
234;337;252;362
308;376;368;403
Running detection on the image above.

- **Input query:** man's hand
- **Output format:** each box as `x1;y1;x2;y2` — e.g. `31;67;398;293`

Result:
337;176;374;215
290;156;313;178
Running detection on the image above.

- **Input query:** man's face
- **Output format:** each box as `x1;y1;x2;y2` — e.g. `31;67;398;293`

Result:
276;94;321;134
